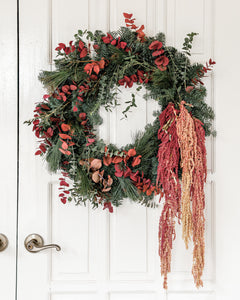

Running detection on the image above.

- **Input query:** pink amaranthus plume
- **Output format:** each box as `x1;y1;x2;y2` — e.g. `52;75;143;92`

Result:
156;103;181;289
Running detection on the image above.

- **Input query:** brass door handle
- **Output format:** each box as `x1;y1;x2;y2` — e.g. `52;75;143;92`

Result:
24;234;61;253
0;233;8;252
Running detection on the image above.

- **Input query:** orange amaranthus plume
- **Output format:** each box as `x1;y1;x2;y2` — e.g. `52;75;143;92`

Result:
191;118;207;287
176;101;195;249
156;103;181;289
177;101;207;288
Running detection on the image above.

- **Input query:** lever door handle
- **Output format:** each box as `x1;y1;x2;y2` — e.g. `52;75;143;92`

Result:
24;234;61;253
0;233;8;252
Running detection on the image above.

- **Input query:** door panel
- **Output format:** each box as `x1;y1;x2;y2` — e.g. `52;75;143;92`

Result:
18;0;52;299
0;1;17;299
18;0;217;299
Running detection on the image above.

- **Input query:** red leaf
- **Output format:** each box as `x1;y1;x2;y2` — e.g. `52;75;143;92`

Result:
103;155;112;166
64;47;71;55
61;123;71;131
124;166;132;178
47;127;53;137
125;19;134;24
102;34;113;44
61;198;67;204
103;202;113;213
130;74;138;82
73;106;78;112
59;133;72;139
79;112;86;120
114;164;124;177
93;64;100;74
35;150;42;155
86;138;95;146
39;144;46;153
62;142;68;150
62;85;70;93
81;120;87;126
43;94;50;99
149;41;162;50
112;156;123;164
78;40;84;50
127;148;136;157
185;86;194;93
84;63;93;75
123;13;133;19
70;85;77;90
98;59;105;69
80;48;88;58
59;148;71;155
132;155;141;167
41;104;50;110
55;43;66;51
152;49;164;56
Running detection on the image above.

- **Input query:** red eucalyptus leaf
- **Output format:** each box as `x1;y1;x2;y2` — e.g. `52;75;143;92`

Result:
103;155;112;166
80;48;88;58
60;180;69;187
61;124;71;131
149;40;162;50
62;85;70;93
112;156;123;164
61;198;67;204
35;150;42;155
127;148;136;157
132;155;142;167
39;144;46;153
59;133;72;139
152;49;164;56
123;13;133;19
41;104;50;110
73;106;78;112
62;142;68;150
59;148;71;155
47;127;53;137
86;138;95;146
79;112;86;120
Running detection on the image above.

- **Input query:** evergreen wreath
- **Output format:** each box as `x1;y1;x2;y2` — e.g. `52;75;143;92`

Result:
26;13;215;289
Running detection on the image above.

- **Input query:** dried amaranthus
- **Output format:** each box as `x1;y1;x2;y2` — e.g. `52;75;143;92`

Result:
191;118;207;287
176;101;196;248
157;103;181;289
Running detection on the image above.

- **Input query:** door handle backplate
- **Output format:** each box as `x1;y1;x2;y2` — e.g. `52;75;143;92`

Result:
0;233;8;252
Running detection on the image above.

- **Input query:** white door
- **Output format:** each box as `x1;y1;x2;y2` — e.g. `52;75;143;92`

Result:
11;0;240;300
0;1;17;299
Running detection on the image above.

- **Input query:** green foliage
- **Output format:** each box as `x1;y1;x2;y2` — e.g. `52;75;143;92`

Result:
182;32;198;55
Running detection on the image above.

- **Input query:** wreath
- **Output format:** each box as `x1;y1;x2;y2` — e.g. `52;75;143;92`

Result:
26;13;215;289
